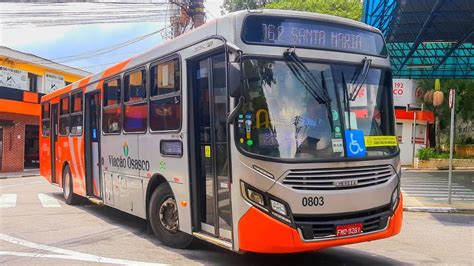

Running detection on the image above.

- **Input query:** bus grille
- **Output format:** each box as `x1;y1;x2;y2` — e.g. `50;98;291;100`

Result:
294;204;391;240
282;165;395;190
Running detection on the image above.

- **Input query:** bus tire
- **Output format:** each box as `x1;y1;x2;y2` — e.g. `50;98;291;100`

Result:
149;183;193;249
63;165;80;205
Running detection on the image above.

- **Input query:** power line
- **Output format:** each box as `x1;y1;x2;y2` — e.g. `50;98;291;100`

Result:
28;27;166;65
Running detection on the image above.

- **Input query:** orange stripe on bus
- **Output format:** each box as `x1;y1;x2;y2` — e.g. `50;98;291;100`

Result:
238;194;403;253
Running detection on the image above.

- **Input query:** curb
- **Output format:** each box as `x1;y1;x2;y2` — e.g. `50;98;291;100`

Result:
404;206;474;214
0;174;39;179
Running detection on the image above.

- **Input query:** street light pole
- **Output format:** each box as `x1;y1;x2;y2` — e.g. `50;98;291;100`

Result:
448;88;456;204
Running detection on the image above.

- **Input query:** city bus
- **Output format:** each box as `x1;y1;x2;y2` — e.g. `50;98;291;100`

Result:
40;9;403;253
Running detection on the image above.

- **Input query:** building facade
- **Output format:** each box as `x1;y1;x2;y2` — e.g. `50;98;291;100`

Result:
0;46;89;172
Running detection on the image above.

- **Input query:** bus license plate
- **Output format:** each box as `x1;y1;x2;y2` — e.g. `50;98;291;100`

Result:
336;223;363;237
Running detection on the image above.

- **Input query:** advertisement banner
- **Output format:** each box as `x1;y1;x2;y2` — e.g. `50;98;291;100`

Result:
0;66;28;90
44;72;65;93
392;79;416;107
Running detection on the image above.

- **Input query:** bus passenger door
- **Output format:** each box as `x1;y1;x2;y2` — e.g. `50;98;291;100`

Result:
50;103;59;184
189;52;232;240
85;92;102;198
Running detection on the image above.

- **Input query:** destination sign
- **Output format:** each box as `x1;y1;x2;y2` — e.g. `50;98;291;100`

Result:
242;16;387;56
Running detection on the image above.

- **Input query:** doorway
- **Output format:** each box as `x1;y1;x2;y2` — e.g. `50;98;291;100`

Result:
50;103;59;184
85;92;102;198
24;125;39;168
189;52;232;240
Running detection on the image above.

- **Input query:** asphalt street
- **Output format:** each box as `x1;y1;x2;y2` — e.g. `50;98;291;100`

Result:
1;175;473;265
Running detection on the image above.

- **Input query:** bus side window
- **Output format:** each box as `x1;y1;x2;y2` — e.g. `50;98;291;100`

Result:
70;92;83;135
123;69;147;132
59;96;70;136
149;58;181;131
41;102;50;137
103;78;122;134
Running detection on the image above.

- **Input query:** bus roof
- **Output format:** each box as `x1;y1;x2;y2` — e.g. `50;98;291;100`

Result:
41;9;380;102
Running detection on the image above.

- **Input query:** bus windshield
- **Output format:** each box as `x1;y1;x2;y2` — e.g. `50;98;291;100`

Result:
235;58;397;161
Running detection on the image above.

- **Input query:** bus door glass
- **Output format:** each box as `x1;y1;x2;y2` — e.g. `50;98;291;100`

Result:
192;53;232;239
85;92;102;198
50;103;59;184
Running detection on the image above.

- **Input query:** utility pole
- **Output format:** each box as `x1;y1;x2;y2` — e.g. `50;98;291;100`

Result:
169;0;206;39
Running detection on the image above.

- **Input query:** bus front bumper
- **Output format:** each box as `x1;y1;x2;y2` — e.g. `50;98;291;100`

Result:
238;194;403;254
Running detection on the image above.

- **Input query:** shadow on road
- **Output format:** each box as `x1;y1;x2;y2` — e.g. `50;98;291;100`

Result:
48;191;406;265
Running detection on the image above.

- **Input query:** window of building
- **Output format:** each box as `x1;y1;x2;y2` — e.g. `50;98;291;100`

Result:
28;73;38;92
59;96;70;135
123;69;147;132
70;92;83;135
41;102;50;137
103;78;122;134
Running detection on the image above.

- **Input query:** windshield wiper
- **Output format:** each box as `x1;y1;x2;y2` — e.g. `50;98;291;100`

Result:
283;50;330;104
348;57;372;101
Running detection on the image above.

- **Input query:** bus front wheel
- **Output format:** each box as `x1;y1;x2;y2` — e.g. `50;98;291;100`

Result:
62;165;81;205
149;184;193;249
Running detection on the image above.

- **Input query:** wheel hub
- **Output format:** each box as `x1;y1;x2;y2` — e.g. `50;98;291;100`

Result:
159;197;179;233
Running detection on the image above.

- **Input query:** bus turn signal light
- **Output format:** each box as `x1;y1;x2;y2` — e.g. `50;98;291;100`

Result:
181;201;188;207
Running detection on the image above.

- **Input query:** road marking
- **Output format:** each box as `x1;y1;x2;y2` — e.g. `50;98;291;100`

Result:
0;181;44;189
38;193;61;208
0;194;17;208
0;233;166;265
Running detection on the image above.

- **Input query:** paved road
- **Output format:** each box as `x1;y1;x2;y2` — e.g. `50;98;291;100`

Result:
1;176;473;265
401;170;474;203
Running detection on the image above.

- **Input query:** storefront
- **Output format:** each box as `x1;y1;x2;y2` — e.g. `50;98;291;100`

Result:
0;46;89;172
392;78;435;165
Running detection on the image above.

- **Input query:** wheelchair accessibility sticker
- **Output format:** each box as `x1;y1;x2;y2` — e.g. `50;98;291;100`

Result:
344;129;366;157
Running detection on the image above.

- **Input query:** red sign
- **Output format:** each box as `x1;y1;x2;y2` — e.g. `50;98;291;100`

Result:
336;223;363;237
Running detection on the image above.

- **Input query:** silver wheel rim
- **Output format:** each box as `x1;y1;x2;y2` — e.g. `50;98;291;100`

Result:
64;171;71;199
159;197;179;233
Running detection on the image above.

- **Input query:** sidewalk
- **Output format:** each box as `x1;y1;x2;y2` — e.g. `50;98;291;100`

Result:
0;168;40;179
401;169;474;213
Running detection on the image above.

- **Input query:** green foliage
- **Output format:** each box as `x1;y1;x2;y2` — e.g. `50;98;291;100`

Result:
418;79;474;124
458;136;474;145
221;0;363;21
417;148;451;160
265;0;363;20
417;147;436;160
222;0;272;13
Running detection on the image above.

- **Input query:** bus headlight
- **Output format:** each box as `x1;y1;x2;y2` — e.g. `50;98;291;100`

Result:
391;187;400;211
270;199;287;216
241;181;294;226
247;188;265;206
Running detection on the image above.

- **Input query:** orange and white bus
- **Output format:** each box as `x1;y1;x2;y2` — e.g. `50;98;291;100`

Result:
40;10;402;253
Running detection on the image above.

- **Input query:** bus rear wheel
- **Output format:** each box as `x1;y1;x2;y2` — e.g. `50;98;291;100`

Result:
149;184;193;249
63;165;81;205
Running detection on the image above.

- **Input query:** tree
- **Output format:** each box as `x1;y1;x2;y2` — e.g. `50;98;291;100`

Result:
265;0;363;20
417;79;474;150
222;0;273;14
222;0;363;21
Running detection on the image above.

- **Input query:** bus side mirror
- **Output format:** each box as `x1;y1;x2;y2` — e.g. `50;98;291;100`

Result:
229;62;242;98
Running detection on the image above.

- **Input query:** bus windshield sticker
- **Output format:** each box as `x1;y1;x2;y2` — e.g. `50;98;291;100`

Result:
344;129;366;157
205;145;211;158
364;136;398;147
331;138;343;152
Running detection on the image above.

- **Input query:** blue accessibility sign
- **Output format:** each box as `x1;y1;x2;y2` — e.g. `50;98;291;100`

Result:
344;129;366;157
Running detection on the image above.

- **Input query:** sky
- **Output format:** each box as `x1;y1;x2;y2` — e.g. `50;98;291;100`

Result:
0;0;224;74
